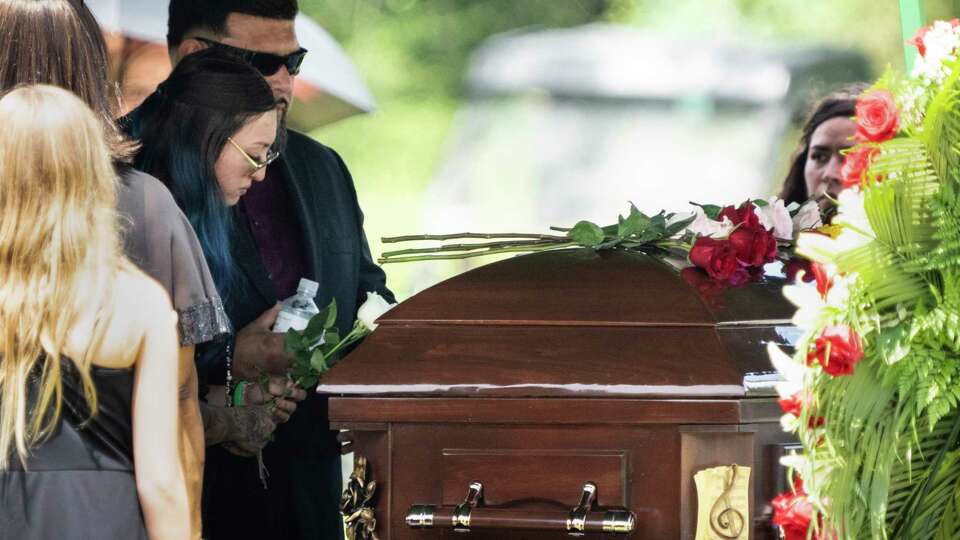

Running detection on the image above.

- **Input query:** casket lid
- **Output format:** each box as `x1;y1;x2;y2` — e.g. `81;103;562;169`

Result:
318;248;799;399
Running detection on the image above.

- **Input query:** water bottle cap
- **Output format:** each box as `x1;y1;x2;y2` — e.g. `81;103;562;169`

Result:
297;278;319;297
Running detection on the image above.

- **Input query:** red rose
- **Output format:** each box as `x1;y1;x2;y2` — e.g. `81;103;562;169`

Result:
772;486;815;540
728;227;778;267
806;325;864;376
778;392;825;429
778;394;803;416
784;259;815;283
719;202;762;230
772;478;837;540
689;237;739;280
908;25;930;57
855;90;899;142
840;145;880;189
810;262;833;299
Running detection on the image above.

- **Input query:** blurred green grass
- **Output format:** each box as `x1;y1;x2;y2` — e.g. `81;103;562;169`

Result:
311;97;457;299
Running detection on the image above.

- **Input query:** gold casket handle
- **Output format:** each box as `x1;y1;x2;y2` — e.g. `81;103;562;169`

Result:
406;481;636;534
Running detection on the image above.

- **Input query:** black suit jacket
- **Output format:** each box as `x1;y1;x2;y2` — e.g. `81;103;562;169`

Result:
229;129;394;337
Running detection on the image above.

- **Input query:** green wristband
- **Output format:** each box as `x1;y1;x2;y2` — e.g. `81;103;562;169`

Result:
232;381;248;407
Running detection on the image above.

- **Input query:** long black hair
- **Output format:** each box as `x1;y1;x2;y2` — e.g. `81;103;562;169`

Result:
779;84;867;204
131;48;277;300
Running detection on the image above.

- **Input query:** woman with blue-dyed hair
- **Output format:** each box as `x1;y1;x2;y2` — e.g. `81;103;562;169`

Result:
131;48;305;441
132;48;280;301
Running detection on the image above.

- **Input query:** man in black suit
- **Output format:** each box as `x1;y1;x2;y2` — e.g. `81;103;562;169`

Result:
152;1;394;538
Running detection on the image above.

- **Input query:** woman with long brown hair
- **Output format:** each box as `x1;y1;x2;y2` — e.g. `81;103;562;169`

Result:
0;84;189;538
778;84;867;215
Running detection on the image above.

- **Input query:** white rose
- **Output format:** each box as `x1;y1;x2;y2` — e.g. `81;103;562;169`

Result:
757;198;793;240
686;207;734;238
356;291;395;332
792;201;822;233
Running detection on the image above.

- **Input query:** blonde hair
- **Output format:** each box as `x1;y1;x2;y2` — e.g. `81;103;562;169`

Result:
0;85;124;469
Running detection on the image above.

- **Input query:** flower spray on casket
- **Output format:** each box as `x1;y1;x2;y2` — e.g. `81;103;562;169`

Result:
379;197;823;284
767;19;960;540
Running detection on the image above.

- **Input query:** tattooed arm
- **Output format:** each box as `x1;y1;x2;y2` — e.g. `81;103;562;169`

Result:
199;401;276;454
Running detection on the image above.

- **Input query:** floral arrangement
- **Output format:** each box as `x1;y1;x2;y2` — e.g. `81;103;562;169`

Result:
378;199;821;281
686;199;821;281
768;19;960;539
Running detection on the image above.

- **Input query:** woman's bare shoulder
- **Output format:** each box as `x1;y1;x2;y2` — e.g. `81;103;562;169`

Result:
76;267;178;369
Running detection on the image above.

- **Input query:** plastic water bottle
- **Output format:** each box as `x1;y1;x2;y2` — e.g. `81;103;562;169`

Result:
272;278;321;333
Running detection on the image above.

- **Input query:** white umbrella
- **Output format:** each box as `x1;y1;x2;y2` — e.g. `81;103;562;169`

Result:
86;0;376;128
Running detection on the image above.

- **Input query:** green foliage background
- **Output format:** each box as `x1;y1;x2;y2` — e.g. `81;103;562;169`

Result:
299;0;960;299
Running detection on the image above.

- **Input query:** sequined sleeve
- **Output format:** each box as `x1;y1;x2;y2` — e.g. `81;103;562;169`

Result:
116;168;232;345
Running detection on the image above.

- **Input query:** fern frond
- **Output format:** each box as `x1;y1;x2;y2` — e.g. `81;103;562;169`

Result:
921;56;960;185
865;138;940;262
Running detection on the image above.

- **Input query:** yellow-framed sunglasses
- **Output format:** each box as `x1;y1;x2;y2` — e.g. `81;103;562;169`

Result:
227;137;280;173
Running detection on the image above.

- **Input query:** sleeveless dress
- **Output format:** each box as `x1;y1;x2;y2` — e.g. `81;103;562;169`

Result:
0;361;148;539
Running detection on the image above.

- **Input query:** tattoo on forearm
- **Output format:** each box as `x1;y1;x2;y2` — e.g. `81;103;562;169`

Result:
199;402;274;448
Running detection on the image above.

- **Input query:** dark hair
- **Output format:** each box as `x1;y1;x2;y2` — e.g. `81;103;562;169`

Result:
131;49;277;299
168;0;298;49
0;0;131;160
778;83;868;204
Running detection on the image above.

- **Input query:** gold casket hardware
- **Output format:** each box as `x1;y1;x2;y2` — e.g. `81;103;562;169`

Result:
404;481;636;534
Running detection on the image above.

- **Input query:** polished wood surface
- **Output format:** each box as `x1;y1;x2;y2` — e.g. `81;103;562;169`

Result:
341;416;793;539
325;250;800;539
379;249;794;326
318;325;795;398
330;397;763;425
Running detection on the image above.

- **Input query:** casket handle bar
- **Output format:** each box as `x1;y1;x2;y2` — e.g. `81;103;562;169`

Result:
405;481;636;534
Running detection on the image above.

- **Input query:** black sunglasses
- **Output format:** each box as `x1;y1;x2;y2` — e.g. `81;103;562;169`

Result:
195;37;308;76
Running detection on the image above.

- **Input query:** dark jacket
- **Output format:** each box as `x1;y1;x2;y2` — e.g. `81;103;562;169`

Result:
207;130;393;540
206;130;393;540
228;129;394;337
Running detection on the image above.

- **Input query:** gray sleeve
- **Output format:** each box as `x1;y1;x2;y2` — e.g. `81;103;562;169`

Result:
117;169;232;346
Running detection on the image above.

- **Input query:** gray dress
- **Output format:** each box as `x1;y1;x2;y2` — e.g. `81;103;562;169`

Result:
117;167;231;345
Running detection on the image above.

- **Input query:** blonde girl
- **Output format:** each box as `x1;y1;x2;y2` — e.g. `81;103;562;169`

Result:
0;85;189;539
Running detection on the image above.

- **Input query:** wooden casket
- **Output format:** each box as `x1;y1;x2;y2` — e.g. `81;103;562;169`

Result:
321;249;800;539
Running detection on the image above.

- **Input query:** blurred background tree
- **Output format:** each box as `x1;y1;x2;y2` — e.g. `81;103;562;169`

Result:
300;0;959;299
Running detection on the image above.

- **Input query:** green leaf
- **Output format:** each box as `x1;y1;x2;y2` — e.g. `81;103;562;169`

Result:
665;213;695;237
690;201;722;220
283;329;304;354
567;220;606;247
298;374;319;389
290;363;312;381
752;198;769;207
323;299;338;328
617;205;651;240
649;212;668;237
303;313;325;340
324;330;341;347
310;348;330;373
293;350;312;372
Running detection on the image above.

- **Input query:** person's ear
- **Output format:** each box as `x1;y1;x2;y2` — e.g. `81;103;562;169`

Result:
172;38;207;66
